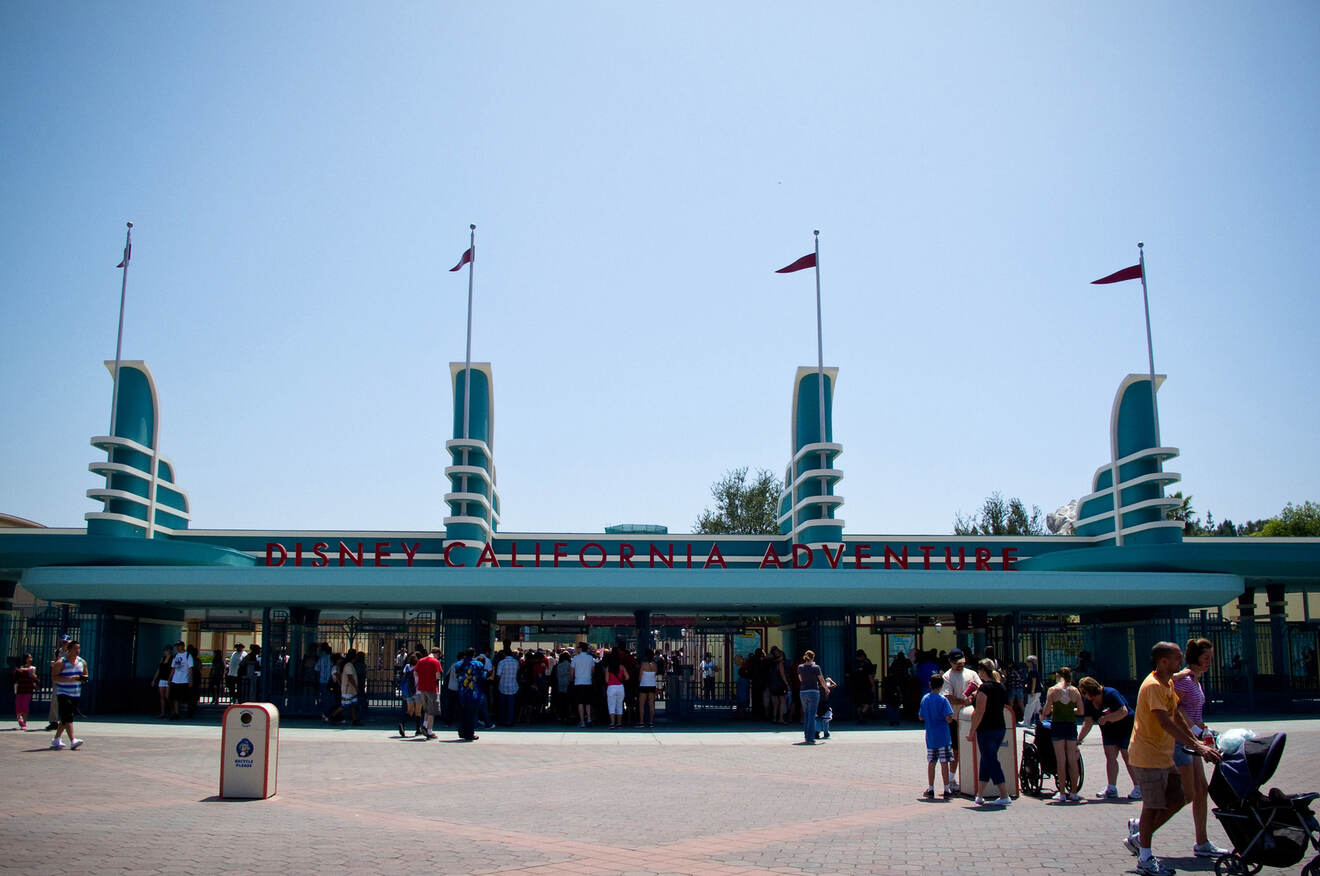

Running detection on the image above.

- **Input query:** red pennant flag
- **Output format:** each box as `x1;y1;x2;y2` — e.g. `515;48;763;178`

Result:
449;247;472;272
775;252;816;274
1091;263;1142;284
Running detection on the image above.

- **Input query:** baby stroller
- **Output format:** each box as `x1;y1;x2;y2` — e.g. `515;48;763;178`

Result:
1208;732;1320;875
1018;717;1083;796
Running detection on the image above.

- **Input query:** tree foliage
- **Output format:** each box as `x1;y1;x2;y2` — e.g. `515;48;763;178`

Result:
1257;501;1320;537
953;492;1046;536
1166;491;1198;535
1178;497;1315;537
694;467;783;535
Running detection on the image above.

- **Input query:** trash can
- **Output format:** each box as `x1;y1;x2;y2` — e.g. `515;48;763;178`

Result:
956;705;1019;797
220;702;279;799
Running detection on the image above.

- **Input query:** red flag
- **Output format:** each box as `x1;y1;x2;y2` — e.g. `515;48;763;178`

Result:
449;247;472;272
1091;263;1142;284
775;252;816;274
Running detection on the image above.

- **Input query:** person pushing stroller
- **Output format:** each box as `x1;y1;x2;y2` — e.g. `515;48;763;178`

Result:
1123;641;1222;876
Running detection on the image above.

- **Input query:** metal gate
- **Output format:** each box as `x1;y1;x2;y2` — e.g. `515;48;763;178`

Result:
0;605;117;715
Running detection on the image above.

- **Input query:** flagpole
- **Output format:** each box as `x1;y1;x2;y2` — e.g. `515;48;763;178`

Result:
813;230;825;446
1138;242;1160;447
463;224;476;441
109;222;133;439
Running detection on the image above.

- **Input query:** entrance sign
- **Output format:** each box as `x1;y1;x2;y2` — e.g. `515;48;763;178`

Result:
262;540;1020;571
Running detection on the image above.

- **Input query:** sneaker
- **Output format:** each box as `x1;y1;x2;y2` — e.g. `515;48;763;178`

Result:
1050;791;1067;802
70;738;83;750
1096;787;1119;799
1068;792;1082;802
986;797;1008;806
974;795;985;805
949;782;960;793
922;788;935;799
44;722;57;731
1129;786;1143;800
823;731;830;738
424;731;437;740
397;722;408;737
577;721;585;728
1125;818;1141;855
49;738;64;750
942;788;952;799
1193;842;1229;858
1135;855;1175;875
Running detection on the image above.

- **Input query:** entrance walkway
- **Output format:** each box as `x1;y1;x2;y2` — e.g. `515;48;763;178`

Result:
5;717;1320;874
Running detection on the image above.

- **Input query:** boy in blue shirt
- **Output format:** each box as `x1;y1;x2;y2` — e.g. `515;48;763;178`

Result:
919;672;956;798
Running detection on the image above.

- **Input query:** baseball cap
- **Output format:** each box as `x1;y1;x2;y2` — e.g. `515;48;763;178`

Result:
948;648;965;661
60;634;73;642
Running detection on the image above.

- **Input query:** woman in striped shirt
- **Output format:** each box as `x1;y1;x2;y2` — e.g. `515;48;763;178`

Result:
1172;638;1228;859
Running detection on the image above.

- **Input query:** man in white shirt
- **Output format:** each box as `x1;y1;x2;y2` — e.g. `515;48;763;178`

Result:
226;643;245;704
941;649;977;791
169;641;193;720
700;654;718;700
570;642;598;728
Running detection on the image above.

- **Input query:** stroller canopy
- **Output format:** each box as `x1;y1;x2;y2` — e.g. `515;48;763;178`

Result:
1211;732;1286;808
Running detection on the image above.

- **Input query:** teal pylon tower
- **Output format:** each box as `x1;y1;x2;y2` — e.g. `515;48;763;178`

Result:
778;366;843;546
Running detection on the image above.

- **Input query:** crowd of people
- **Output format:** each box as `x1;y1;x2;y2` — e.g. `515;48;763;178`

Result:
386;639;716;736
910;638;1231;876
6;629;1245;872
147;641;265;718
375;640;849;744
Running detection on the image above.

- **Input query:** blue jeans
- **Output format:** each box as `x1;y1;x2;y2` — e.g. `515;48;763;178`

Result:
459;697;480;740
799;689;820;742
977;729;1006;784
499;692;517;726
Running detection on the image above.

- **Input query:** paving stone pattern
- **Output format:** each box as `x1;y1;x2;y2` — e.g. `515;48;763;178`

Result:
4;717;1320;875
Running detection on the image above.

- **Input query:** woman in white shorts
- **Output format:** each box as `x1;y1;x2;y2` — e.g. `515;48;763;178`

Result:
603;650;630;728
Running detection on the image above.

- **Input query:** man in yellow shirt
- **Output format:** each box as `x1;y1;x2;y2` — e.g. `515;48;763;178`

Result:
1124;642;1221;876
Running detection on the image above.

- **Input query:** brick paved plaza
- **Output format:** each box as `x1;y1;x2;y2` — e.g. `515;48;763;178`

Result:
4;715;1320;875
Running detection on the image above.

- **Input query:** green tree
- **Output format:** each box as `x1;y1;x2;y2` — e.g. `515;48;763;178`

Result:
1192;511;1266;536
1165;491;1204;535
953;492;1046;535
694;467;783;535
1256;501;1320;537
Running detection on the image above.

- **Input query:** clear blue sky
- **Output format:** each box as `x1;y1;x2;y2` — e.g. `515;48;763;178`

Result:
2;4;1317;535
